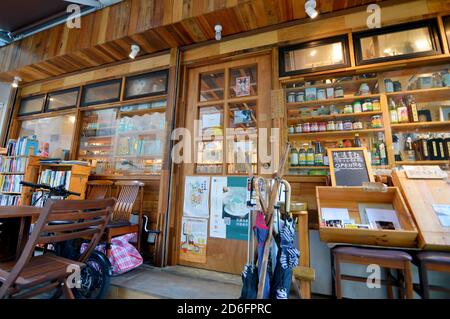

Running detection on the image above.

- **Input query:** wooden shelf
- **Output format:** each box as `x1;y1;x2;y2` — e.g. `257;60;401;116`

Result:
285;77;378;92
288;128;385;139
396;160;450;165
0;172;24;175
386;87;450;102
390;121;450;131
0;191;21;195
287;111;383;123
289;166;329;170
287;94;380;109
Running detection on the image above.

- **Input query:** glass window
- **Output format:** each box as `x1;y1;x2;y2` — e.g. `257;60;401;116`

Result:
199;71;225;102
229;65;257;98
78;101;167;176
124;70;168;100
81;79;122;107
46;88;79;112
354;21;441;65
18;95;45;116
280;36;349;76
19;114;76;158
196;105;223;174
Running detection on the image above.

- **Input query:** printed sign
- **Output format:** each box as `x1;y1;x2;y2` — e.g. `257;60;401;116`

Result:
328;147;374;186
235;76;251;97
183;176;210;218
180;217;208;263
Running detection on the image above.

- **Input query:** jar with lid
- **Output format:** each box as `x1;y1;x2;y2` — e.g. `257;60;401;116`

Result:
335;121;344;131
362;99;373;112
295;123;303;133
353;100;362;113
296;91;305;102
371;115;383;128
327;121;336;131
329;104;338;115
310;122;319;132
317;89;327;101
343;120;353;131
372;99;381;111
335;86;344;98
287;92;296;103
343;104;353;114
302;122;311;133
288;125;295;134
318;122;327;132
352;120;363;130
384;79;394;93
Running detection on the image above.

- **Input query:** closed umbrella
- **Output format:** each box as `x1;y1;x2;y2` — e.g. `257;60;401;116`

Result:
240;211;258;299
254;211;271;299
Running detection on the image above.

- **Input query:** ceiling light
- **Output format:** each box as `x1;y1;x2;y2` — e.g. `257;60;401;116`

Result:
215;24;222;41
305;0;319;19
11;76;22;88
310;50;317;57
129;44;140;59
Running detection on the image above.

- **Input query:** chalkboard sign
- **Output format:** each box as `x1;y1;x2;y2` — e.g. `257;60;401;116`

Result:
328;147;374;186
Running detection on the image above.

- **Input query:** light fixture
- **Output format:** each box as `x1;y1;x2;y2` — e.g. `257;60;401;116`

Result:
215;24;222;41
11;76;22;88
129;44;140;59
305;0;319;19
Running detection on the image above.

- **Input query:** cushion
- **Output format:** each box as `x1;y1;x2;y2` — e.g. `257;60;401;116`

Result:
416;251;450;265
333;246;412;261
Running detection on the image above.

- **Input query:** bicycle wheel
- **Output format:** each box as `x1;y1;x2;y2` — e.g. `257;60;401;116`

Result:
73;251;112;299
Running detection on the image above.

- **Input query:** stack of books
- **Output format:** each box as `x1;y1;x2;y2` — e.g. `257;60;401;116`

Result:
0;194;21;206
6;136;39;156
0;175;24;193
38;169;71;190
0;157;28;173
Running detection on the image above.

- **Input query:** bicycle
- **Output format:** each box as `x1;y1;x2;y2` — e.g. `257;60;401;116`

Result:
20;181;112;299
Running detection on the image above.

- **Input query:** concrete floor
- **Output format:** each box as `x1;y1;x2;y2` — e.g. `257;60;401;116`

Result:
107;264;242;299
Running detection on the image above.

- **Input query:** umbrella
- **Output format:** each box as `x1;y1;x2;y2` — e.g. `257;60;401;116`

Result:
254;211;271;299
240;210;258;299
270;218;300;299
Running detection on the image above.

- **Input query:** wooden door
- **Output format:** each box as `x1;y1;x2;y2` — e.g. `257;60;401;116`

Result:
177;54;272;274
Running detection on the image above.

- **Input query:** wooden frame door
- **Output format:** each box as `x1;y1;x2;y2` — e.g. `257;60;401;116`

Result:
176;54;272;274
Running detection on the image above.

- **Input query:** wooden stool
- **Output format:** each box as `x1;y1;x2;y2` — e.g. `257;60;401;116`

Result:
414;251;450;299
292;266;316;299
332;246;414;299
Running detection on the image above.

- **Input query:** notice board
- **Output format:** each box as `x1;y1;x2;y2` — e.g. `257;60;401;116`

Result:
328;147;374;186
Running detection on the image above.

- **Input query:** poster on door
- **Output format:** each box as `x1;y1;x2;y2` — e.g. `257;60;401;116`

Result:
210;176;250;240
235;76;251;97
183;176;210;218
180;217;208;263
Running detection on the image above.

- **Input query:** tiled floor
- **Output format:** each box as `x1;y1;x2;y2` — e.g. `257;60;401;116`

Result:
107;264;242;299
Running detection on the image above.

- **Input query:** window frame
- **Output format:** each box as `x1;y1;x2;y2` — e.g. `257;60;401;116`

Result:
124;69;169;101
44;87;80;113
80;79;122;107
18;94;46;116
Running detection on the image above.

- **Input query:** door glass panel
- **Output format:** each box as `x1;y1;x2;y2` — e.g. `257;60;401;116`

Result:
229;65;257;98
227;102;257;174
199;71;225;102
196;105;223;174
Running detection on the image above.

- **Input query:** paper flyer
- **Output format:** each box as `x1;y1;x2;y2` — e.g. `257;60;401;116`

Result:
179;217;208;264
183;176;210;218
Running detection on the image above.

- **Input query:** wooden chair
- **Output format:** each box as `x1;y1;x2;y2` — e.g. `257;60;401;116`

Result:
413;251;450;299
0;199;115;299
332;246;414;299
86;180;114;200
104;181;145;257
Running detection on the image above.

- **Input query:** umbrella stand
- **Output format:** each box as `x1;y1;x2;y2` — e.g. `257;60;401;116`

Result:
256;144;291;299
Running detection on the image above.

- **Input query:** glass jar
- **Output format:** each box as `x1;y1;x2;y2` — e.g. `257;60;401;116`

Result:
344;104;353;114
335;86;344;98
335;121;344;131
385;79;394;93
318;122;327;132
353;100;362;113
353;121;363;130
302;122;311;133
288;125;295;134
310;122;319;132
362;99;373;112
327;121;336;131
295;123;303;133
296;91;305;102
287;92;296;103
372;99;381;111
317;89;327;100
343;120;353;131
371;115;383;128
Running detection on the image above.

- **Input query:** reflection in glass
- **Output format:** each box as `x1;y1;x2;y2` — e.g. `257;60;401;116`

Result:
82;80;121;106
78;102;167;175
229;65;257;98
19;114;76;158
284;42;345;73
19;96;45;115
199;71;224;101
360;27;434;61
125;71;168;100
46;89;79;111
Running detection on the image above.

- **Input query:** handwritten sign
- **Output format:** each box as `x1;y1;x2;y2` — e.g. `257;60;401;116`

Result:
328;148;374;186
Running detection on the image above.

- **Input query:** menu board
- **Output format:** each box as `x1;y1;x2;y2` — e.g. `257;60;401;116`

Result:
328;147;374;186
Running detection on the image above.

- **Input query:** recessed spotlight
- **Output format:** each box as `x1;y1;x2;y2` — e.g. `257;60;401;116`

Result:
129;44;140;59
305;0;319;19
215;24;222;41
11;76;22;88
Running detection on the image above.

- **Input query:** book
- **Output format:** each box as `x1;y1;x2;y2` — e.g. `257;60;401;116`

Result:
365;208;401;230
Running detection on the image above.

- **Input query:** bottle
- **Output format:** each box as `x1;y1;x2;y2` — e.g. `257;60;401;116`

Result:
378;136;388;165
389;98;399;124
397;98;409;123
428;136;439;160
290;142;299;167
405;136;416;161
393;134;402;161
314;141;324;166
354;134;362;147
298;143;307;166
371;146;381;166
407;95;419;122
323;148;329;166
444;136;450;160
416;135;430;161
306;142;315;166
436;135;446;160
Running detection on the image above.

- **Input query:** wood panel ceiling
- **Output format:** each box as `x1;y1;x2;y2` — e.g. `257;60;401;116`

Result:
0;0;391;83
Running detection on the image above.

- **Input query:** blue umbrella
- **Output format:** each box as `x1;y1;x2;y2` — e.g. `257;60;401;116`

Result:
254;211;271;299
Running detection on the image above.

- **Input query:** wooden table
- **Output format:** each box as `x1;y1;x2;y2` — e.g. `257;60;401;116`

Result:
0;206;42;261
